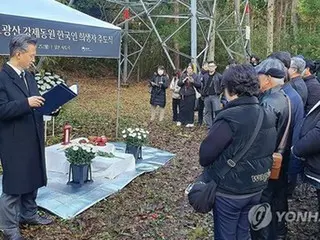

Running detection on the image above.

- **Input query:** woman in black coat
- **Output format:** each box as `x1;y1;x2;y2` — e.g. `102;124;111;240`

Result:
292;101;320;214
199;64;277;239
178;63;201;127
149;66;169;122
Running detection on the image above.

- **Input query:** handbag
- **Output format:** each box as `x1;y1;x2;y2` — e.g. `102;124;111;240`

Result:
270;95;292;180
194;86;201;99
187;107;264;213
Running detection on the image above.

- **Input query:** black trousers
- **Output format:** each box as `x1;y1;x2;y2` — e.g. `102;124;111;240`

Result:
198;98;204;125
172;98;180;122
251;172;288;240
180;95;195;125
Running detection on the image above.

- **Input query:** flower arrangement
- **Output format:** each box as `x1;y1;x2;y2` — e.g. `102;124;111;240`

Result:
65;143;96;165
35;71;66;94
122;128;149;146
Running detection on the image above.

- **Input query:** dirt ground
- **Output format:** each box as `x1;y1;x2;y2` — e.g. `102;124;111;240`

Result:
1;76;319;239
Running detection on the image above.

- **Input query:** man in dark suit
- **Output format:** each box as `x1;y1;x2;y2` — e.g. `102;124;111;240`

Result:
0;34;52;240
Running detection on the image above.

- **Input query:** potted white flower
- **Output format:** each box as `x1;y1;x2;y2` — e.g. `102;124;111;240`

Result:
122;127;149;161
64;143;96;187
35;72;66;94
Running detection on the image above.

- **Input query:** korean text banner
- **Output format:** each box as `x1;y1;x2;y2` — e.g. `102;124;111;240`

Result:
0;14;121;59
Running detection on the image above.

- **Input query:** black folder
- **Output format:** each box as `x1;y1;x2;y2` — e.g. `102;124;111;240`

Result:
37;83;77;115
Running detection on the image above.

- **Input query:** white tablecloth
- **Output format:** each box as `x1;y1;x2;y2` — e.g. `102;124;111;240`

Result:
45;139;135;179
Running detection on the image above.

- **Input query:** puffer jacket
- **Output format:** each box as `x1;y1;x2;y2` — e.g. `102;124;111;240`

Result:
149;74;169;108
202;96;278;195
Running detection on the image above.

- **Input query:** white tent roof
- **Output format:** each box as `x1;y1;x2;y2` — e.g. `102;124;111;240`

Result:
0;0;120;30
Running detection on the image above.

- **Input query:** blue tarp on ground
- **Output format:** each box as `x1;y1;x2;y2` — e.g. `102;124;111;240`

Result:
0;0;121;58
0;143;175;219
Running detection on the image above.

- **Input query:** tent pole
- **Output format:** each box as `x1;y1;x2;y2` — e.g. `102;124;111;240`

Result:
116;58;121;139
123;0;129;85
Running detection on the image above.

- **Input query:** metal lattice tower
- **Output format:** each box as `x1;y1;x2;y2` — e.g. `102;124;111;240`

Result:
105;0;251;84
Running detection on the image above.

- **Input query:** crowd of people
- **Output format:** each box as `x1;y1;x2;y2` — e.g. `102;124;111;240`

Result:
2;32;320;240
149;52;320;239
199;52;320;239
149;61;223;129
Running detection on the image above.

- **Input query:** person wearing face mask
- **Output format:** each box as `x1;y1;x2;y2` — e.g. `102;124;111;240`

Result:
178;63;201;127
250;55;260;67
302;60;320;114
199;64;277;240
149;66;169;122
169;69;181;124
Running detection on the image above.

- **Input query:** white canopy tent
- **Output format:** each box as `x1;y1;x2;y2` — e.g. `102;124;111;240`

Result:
0;0;123;137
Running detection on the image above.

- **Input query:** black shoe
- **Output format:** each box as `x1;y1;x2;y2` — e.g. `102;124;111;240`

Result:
2;228;25;240
20;215;53;226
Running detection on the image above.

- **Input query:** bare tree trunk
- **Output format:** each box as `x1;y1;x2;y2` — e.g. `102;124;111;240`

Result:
275;0;284;49
291;0;298;41
207;1;217;61
173;1;180;69
283;0;289;48
279;0;284;31
267;0;275;55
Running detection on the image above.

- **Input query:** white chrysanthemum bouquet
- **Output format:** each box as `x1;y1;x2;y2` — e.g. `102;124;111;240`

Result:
35;72;66;94
64;143;96;165
122;128;149;146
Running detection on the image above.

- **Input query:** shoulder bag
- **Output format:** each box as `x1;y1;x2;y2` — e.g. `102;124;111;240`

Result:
270;95;292;180
187;107;264;213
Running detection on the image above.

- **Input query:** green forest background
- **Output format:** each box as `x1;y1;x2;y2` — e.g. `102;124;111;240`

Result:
4;0;320;79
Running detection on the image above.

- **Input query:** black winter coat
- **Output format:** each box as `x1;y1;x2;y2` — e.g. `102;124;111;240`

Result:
290;76;308;107
203;96;277;195
149;74;169;108
304;75;320;114
259;86;291;176
259;86;291;147
293;101;320;181
0;64;46;194
178;73;201;97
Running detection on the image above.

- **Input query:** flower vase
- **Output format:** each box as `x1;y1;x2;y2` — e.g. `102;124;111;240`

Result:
125;144;142;161
67;164;93;187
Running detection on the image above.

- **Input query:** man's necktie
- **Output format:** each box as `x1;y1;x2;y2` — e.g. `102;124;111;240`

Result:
20;72;29;91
